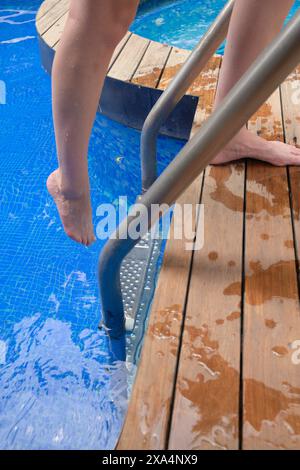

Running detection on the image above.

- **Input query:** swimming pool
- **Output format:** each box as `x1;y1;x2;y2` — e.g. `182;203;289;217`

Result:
0;0;184;450
132;0;300;53
2;0;298;452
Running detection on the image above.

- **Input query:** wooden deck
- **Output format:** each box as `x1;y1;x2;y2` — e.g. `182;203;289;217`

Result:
118;62;300;450
37;0;300;451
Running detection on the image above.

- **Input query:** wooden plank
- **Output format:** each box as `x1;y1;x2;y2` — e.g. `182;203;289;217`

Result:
131;41;171;88
243;89;300;449
108;32;132;71
43;11;68;49
281;65;300;259
36;0;62;22
117;180;203;450
187;55;221;98
117;49;214;453
158;47;190;90
108;34;150;81
169;162;244;451
281;65;300;147
188;55;222;135
37;0;70;36
248;89;283;142
168;57;244;451
289;165;300;259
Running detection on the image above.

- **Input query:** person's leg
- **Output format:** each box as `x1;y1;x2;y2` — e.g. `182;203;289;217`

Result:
47;0;139;245
212;0;300;165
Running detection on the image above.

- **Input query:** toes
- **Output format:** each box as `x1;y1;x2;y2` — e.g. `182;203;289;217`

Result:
64;226;95;247
286;144;300;163
65;229;83;245
81;232;95;247
86;233;96;247
291;148;300;157
266;141;300;166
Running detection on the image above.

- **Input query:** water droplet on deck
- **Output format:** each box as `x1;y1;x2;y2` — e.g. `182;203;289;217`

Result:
265;319;277;329
208;251;218;261
272;346;289;357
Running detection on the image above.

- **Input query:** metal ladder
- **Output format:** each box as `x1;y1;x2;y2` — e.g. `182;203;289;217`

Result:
98;0;300;358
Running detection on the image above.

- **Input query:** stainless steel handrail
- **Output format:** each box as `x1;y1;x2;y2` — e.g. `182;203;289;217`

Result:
141;0;235;192
99;8;300;340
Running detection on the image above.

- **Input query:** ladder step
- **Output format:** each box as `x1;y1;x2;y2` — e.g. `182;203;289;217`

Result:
122;227;163;363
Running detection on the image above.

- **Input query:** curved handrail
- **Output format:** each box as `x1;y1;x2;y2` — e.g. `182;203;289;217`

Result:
98;0;235;339
140;0;235;192
98;8;300;340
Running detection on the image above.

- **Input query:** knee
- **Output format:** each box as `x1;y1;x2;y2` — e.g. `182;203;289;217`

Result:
69;0;138;49
100;19;131;49
105;3;138;45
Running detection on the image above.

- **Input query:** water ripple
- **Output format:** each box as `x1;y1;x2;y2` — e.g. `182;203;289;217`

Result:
0;36;35;44
0;315;136;450
0;10;36;25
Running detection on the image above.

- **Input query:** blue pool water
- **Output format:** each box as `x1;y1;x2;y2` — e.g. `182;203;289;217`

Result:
0;0;184;449
132;0;300;54
2;0;299;452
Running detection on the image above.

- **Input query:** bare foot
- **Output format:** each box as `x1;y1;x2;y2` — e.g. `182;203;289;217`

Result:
212;129;300;166
47;169;96;246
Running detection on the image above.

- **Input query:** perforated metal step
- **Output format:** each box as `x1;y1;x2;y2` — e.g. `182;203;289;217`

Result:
121;228;163;364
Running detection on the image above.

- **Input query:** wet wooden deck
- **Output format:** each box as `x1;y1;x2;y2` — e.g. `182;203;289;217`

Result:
118;61;300;450
37;0;300;451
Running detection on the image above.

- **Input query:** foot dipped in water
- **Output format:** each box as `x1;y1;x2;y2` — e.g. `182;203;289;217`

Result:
47;169;96;246
212;128;300;166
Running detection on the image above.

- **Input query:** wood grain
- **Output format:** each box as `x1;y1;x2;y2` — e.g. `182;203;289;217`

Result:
36;0;63;22
108;32;132;71
36;0;69;36
131;41;171;88
158;47;191;90
168;57;245;451
42;11;68;49
169;164;244;451
243;89;300;450
108;34;150;81
281;65;300;261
